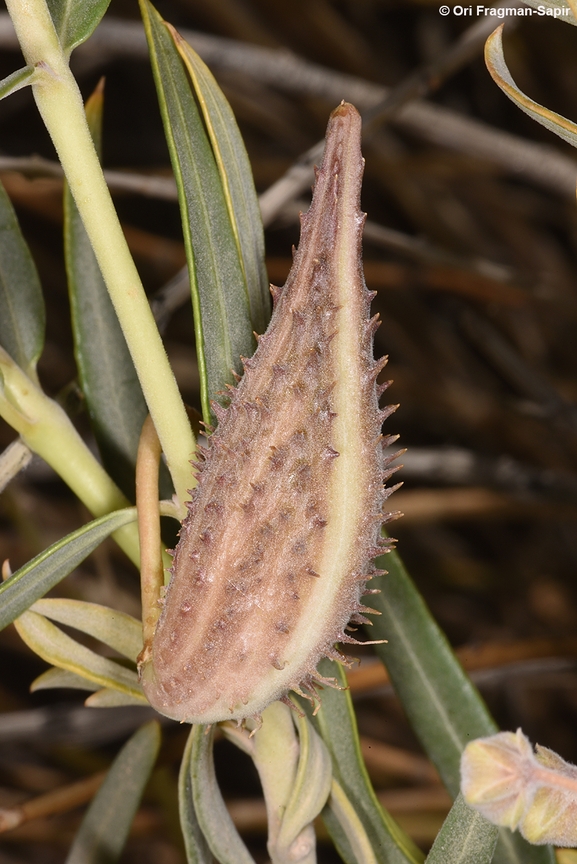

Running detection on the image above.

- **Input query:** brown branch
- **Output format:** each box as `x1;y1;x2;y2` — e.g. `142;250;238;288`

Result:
135;416;165;661
0;772;106;834
0;9;573;203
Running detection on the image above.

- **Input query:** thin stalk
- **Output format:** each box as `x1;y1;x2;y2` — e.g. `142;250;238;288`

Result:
136;416;166;662
0;438;32;494
0;772;107;833
5;0;194;512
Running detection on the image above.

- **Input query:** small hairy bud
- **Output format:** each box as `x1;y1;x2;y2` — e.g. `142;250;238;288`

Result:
140;103;399;724
461;728;577;846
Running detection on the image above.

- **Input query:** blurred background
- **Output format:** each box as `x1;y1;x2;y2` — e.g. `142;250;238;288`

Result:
1;0;577;861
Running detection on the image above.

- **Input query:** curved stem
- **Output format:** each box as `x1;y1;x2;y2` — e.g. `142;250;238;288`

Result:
0;347;140;564
5;0;195;511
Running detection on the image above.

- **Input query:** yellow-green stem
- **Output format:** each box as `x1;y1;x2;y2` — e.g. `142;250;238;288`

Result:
5;0;194;513
253;701;300;851
0;348;139;564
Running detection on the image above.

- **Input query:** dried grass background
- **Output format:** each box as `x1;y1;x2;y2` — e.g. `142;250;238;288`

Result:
1;0;577;861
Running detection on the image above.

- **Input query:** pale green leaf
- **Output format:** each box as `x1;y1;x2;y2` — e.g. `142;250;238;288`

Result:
140;0;254;425
189;724;256;864
0;507;137;632
65;84;149;501
248;701;321;863
485;26;577;149
46;0;112;55
66;721;161;864
170;29;270;336
85;688;148;708
31;667;100;692
0;66;35;101
307;660;423;864
522;0;577;24
366;548;555;864
14;609;145;701
179;728;215;864
425;795;498;864
0;178;45;380
251;700;301;854
220;722;254;758
327;779;379;864
30;598;142;662
277;709;332;851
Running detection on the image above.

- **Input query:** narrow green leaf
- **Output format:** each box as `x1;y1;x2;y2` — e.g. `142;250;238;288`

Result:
522;0;577;24
65;83;149;501
485;26;577;149
14;610;146;701
305;660;424;864
140;0;254;424
0;507;137;632
31;667;100;692
30;598;142;662
46;0;112;55
0;178;45;380
327;779;379;864
425;795;498;864
66;721;161;864
85;688;148;707
0;66;35;101
170;29;270;336
190;724;256;864
179;728;215;864
367;551;495;796
366;548;555;864
321;799;357;864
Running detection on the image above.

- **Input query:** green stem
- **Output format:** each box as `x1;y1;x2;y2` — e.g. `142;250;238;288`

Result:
252;701;300;860
5;0;194;513
0;347;140;564
251;702;326;864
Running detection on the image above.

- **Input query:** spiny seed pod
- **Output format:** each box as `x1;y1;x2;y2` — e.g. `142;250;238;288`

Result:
140;102;401;725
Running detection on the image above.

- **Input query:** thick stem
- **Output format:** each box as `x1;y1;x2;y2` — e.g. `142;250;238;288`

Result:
5;0;194;512
252;703;318;864
0;347;140;564
253;701;300;855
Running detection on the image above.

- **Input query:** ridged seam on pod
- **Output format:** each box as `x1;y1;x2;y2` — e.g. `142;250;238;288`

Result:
139;102;401;724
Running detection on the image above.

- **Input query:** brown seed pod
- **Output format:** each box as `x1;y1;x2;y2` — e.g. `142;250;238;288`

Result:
140;102;401;724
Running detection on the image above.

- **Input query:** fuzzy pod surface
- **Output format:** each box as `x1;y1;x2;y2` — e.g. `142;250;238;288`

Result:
140;102;400;724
